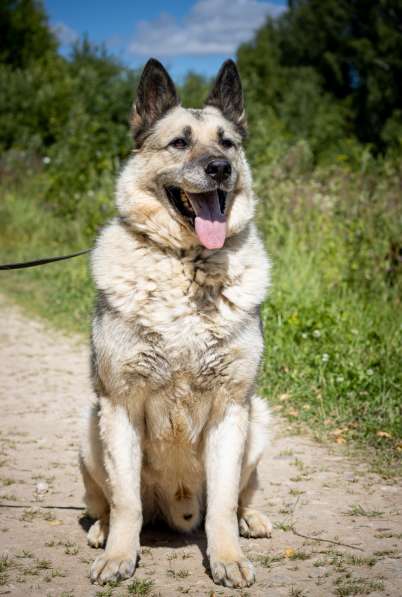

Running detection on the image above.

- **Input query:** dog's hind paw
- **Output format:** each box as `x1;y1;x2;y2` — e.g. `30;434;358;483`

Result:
90;553;137;585
238;508;272;538
87;519;109;548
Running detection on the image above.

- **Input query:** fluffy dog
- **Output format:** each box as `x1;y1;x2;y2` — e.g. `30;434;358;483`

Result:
80;58;271;589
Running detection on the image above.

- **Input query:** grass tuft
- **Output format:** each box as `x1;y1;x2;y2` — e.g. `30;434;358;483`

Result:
344;505;384;518
334;576;384;596
127;578;154;595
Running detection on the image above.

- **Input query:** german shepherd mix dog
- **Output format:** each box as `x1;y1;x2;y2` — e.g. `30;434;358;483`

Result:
80;58;271;589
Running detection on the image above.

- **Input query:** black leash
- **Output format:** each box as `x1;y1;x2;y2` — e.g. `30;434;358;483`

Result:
0;249;91;270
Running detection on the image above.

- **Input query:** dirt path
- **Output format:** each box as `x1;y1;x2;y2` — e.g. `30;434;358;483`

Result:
0;296;401;597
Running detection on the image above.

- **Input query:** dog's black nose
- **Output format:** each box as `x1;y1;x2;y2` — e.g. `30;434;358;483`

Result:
206;159;231;183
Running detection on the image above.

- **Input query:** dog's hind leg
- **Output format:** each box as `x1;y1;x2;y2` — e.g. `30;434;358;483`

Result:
80;403;110;548
80;456;109;548
238;395;272;539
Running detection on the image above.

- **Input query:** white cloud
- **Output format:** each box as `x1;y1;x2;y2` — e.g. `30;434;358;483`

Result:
52;22;79;46
128;0;285;57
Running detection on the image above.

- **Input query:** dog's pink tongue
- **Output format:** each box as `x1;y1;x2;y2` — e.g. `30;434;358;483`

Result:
190;191;226;250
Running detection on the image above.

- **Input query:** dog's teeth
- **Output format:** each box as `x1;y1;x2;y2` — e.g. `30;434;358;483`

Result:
181;190;192;209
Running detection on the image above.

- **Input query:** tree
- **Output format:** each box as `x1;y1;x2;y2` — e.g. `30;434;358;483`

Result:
179;72;210;108
0;0;57;68
238;0;402;152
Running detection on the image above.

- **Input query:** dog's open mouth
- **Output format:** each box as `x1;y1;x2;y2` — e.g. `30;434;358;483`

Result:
165;187;227;250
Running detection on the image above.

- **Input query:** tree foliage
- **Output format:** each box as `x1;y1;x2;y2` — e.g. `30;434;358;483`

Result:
0;0;57;68
179;72;210;108
0;0;401;222
238;0;402;157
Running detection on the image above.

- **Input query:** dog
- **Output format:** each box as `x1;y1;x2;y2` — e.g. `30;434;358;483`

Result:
79;57;271;589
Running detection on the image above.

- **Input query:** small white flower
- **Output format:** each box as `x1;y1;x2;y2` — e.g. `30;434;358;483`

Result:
336;375;344;383
313;330;321;338
367;368;374;376
43;156;51;164
322;353;329;363
301;333;308;339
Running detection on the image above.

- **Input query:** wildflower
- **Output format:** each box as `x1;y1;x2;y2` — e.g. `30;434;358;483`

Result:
367;368;374;376
43;156;51;164
322;353;329;363
312;330;321;338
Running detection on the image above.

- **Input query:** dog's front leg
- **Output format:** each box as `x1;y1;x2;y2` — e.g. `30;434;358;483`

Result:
90;398;142;585
205;402;256;588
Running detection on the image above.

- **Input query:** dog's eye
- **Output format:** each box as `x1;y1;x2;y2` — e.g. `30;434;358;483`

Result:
220;138;235;150
170;138;188;150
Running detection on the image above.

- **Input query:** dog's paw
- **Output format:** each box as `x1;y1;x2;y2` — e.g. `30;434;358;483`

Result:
210;557;256;588
239;508;272;538
90;553;137;585
87;519;109;548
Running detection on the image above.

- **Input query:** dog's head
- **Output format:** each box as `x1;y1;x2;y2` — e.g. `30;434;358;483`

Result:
117;58;255;251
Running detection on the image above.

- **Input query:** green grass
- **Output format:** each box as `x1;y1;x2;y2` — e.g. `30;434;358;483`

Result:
334;576;384;596
127;578;154;595
344;505;384;518
0;162;401;471
0;180;94;334
0;554;12;586
256;162;402;472
254;553;285;568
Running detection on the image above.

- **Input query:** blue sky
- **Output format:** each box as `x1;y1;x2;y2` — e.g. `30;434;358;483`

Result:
45;0;286;80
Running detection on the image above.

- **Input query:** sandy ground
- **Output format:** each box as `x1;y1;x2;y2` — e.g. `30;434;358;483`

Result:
0;295;401;597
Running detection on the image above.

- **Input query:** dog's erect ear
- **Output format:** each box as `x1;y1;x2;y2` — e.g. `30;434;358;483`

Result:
205;60;246;137
131;58;179;145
